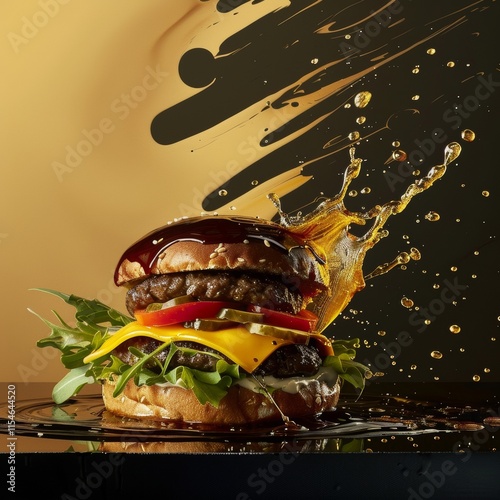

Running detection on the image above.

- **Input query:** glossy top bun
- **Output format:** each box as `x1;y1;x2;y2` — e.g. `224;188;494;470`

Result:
114;216;328;295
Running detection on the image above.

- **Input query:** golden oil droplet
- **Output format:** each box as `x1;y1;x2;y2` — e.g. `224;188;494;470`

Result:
461;129;476;142
311;57;319;64
427;48;436;55
412;95;420;101
447;61;455;68
377;330;386;337
450;324;461;334
424;319;431;326
412;66;420;74
473;375;481;382
348;131;360;141
392;140;400;148
411;364;417;370
425;211;440;222
348;189;358;197
401;296;414;308
482;190;490;197
344;103;351;109
460;347;465;352
484;368;491;373
410;247;421;260
251;180;259;186
392;149;407;162
345;34;351;40
360;187;371;194
492;337;497;342
354;91;372;109
450;266;458;272
356;116;366;125
218;189;228;197
431;350;443;359
433;283;440;289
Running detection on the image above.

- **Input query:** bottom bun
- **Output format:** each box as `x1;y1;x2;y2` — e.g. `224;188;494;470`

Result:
102;376;340;425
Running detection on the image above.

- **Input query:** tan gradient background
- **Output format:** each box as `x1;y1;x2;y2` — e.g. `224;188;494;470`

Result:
2;0;325;384
1;0;286;383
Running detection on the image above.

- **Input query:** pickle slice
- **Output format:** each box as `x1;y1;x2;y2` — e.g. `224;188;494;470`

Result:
245;322;310;345
217;308;265;324
189;318;238;331
145;295;194;312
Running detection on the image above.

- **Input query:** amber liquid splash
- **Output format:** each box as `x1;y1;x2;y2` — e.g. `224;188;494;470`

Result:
268;143;462;332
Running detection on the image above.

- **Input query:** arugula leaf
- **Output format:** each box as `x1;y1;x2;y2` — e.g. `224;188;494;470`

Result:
52;365;94;404
112;342;170;396
324;338;369;392
32;288;132;328
31;289;134;401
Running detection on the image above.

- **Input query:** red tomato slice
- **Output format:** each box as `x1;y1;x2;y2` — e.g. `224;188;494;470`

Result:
135;301;237;327
247;305;318;333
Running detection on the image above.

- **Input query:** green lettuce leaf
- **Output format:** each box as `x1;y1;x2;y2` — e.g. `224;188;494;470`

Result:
324;338;369;392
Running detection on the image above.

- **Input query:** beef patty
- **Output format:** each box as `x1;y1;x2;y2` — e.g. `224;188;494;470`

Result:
125;271;304;315
112;338;322;378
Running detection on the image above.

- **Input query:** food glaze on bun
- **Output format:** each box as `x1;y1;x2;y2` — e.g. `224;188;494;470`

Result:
114;215;329;297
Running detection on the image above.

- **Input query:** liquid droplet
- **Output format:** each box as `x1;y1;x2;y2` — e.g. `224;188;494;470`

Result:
409;247;421;260
349;131;360;141
427;48;436;55
447;61;455;68
482;190;490;197
392;149;407;162
218;189;228;197
354;91;372;109
425;211;440;222
444;142;461;165
473;375;481;382
461;129;476;142
356;116;366;125
449;324;461;334
401;296;414;308
431;350;443;359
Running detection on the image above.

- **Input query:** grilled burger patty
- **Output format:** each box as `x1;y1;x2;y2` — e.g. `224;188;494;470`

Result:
125;270;304;316
112;338;322;378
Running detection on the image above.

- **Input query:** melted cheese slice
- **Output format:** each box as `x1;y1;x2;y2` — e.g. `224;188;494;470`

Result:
84;321;333;373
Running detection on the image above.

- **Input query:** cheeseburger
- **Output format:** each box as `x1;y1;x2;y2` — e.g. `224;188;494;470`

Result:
36;215;366;425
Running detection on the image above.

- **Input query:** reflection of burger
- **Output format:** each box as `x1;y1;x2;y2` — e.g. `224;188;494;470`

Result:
36;215;366;425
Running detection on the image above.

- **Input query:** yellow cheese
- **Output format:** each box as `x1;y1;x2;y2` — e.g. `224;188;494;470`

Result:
84;321;334;373
84;321;288;372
